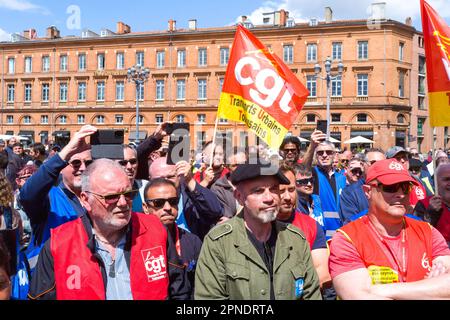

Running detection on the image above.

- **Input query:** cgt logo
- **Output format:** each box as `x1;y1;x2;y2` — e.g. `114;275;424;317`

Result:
141;247;167;282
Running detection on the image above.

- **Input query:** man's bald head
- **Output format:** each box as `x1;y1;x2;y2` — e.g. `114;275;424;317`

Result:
148;157;179;188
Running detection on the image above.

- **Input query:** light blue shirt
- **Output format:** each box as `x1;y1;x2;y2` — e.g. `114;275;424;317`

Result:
96;235;133;300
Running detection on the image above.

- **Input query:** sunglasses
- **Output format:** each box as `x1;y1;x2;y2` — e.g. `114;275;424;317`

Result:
283;148;298;154
350;168;363;175
85;189;138;205
118;159;138;166
69;159;94;169
409;167;421;173
317;150;334;156
340;159;349;164
145;197;179;209
372;182;413;195
296;177;314;186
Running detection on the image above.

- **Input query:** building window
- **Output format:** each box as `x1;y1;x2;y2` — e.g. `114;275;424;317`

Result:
115;115;124;124
397;114;405;124
8;58;15;74
155;80;165;101
198;79;207;100
136;51;144;67
197;114;206;123
6;115;13;124
97;53;105;70
176;115;185;123
177;79;186;101
116;81;124;101
42;56;50;72
399;42;405;61
357;113;368;123
155;114;164;124
23;116;31;124
41;115;48;124
97;82;105;101
418;117;426;136
419;76;426;95
357;74;368;96
331;75;342;97
332;42;342;61
59;83;68;102
358;41;368;60
219;78;224;93
7;84;15;102
331;113;341;123
137;84;144;101
25;56;32;73
196;131;206;152
24;84;32;102
78;53;86;71
306;44;317;62
399;71;405;98
419;96;426;110
220;48;229;66
306;114;316;123
116;52;125;70
419;55;426;75
42;83;50;102
77;115;85;124
59;115;67;124
283;45;294;64
96;115;105;124
138;115;144;124
198;48;207;67
78;82;87;101
306;76;317;97
177;50;186;68
60;55;68;71
219;118;228;124
156;51;165;68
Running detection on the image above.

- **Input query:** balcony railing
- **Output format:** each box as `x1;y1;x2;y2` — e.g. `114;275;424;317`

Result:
356;96;368;102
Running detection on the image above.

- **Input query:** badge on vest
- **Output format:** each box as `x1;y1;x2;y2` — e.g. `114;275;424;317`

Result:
141;246;167;282
368;266;399;284
295;278;304;298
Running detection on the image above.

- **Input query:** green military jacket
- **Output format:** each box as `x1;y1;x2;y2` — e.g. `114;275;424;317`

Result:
194;212;322;300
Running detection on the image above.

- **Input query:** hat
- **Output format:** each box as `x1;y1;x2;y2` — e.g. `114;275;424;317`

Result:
366;159;419;186
231;164;290;185
408;158;423;169
385;146;407;159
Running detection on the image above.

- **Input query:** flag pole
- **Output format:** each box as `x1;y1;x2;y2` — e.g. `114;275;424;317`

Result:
432;126;439;195
209;117;220;168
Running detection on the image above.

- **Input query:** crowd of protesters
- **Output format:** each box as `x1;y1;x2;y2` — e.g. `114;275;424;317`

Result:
0;125;450;300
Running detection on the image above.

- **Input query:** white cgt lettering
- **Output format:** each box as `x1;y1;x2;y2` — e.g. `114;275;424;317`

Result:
234;56;292;113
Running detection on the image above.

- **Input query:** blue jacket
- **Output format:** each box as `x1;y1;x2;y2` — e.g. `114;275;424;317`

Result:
339;179;369;225
19;154;85;272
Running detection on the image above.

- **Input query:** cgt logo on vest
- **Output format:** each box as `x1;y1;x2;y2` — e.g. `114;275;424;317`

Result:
141;246;167;282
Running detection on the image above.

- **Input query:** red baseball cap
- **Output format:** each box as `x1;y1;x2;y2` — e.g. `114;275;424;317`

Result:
366;159;420;186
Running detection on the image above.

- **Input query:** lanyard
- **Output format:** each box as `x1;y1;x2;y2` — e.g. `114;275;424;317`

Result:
365;216;408;282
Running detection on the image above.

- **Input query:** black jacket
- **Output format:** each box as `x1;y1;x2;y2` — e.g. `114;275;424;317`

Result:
28;213;191;300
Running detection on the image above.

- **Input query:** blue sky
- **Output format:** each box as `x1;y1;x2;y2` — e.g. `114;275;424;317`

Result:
1;0;449;41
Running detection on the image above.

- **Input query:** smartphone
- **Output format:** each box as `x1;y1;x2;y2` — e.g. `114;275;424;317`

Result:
90;130;124;145
316;120;328;134
90;130;125;160
166;123;190;165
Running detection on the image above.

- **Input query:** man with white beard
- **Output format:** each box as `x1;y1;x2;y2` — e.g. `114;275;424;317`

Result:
195;164;321;300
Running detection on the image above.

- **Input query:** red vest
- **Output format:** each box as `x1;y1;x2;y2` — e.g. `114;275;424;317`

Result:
420;197;450;242
292;212;318;249
410;184;426;207
51;213;169;300
338;216;433;283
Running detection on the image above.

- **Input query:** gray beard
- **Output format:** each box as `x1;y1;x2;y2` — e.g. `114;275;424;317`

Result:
258;209;278;224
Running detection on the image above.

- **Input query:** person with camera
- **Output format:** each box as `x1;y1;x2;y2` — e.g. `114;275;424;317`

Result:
28;159;190;300
19;125;97;273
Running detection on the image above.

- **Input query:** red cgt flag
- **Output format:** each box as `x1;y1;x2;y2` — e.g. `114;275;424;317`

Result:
421;0;450;127
217;24;309;149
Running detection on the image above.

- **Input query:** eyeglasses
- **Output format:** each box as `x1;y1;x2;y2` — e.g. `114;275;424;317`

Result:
145;197;179;209
317;150;334;156
410;153;419;157
85;189;138;205
372;182;413;195
350;168;363;175
283;148;298;154
296;177;314;186
118;159;138;166
69;159;94;169
18;175;32;180
340;159;350;164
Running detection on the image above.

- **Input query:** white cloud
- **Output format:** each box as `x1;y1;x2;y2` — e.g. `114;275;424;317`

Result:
239;0;450;29
0;28;11;42
0;0;50;14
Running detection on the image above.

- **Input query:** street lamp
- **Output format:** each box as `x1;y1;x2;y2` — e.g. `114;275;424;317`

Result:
314;57;344;141
127;65;150;144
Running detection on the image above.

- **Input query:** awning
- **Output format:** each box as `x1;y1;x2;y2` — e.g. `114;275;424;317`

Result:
18;131;34;140
39;131;48;136
52;131;71;138
129;131;148;141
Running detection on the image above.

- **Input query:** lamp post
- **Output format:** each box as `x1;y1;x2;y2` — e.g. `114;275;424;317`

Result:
127;65;150;144
314;57;344;141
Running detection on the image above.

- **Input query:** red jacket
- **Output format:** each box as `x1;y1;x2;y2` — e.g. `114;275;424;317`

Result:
338;216;433;283
51;213;169;300
420;197;450;242
291;212;318;250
